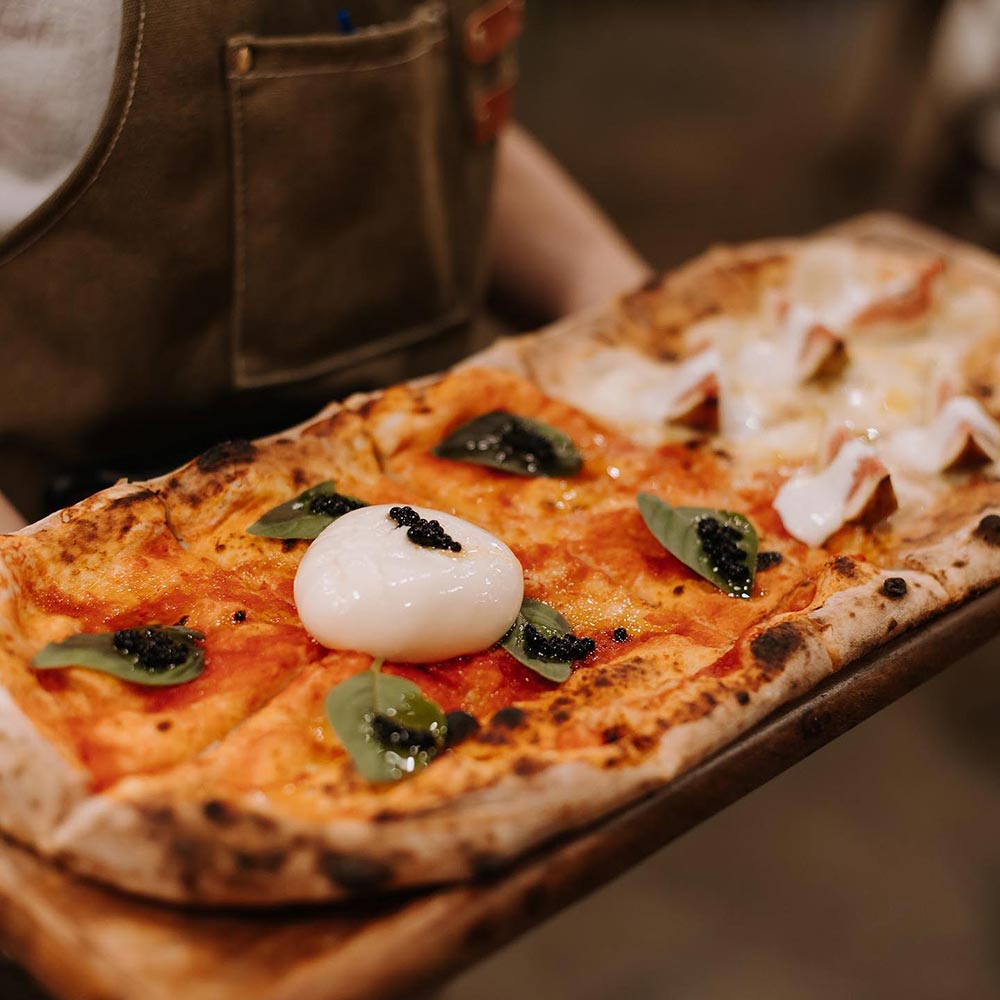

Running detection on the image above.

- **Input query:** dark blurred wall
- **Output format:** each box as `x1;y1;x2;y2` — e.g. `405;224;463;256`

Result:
515;0;944;268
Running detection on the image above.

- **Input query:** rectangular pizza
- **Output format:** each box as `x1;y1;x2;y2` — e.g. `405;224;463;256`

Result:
1;225;998;905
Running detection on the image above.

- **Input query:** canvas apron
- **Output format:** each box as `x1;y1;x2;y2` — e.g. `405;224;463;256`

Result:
0;0;520;517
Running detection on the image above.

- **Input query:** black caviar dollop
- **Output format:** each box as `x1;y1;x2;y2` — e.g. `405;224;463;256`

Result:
613;627;629;643
523;622;596;662
308;492;366;519
371;714;440;754
113;627;191;672
881;576;908;599
488;416;557;472
388;506;462;552
757;551;783;571
696;516;752;594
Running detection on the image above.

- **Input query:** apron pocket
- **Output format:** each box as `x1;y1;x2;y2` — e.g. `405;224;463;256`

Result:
225;2;466;388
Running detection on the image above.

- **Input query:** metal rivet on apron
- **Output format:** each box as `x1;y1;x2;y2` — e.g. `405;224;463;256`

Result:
233;45;254;75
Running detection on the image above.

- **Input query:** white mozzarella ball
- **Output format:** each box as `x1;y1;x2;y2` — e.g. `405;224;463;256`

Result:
294;505;524;663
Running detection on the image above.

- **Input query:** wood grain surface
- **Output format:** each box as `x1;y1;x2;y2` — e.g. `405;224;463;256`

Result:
2;213;997;1000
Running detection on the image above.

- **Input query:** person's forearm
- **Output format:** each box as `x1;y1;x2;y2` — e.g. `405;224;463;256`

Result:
490;124;653;320
0;491;25;533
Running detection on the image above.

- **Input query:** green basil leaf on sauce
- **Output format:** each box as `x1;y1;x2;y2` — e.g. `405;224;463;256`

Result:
433;410;583;478
501;598;581;683
637;492;758;599
247;481;367;540
31;626;205;687
325;669;448;782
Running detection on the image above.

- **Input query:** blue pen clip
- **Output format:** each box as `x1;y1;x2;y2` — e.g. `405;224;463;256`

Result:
337;9;355;34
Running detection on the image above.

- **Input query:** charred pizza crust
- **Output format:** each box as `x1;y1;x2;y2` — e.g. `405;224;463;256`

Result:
1;227;999;904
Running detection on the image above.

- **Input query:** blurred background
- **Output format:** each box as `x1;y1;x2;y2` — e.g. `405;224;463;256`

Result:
500;0;1000;275
449;1;1000;998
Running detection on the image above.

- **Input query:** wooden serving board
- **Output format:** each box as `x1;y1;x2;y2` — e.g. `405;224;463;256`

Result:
2;213;998;1000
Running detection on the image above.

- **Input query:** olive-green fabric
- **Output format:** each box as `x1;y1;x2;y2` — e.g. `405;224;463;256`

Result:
0;0;502;518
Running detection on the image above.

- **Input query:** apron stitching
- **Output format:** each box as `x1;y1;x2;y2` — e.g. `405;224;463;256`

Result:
227;40;442;82
230;79;248;384
0;1;146;271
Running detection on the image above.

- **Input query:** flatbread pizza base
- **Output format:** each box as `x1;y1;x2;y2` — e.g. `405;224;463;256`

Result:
2;236;999;904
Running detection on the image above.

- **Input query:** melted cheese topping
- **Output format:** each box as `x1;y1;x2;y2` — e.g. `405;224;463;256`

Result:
534;238;1000;544
773;439;890;546
886;395;1000;474
294;505;524;662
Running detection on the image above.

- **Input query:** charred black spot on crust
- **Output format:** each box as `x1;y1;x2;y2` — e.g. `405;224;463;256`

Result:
196;440;257;473
974;513;1000;546
749;621;805;675
202;800;236;827
317;851;392;892
735;691;750;705
470;852;507;882
234;850;286;873
445;710;480;746
550;696;572;709
281;538;303;553
631;733;656;753
513;756;547;777
593;675;612;688
881;577;908;599
108;489;157;510
683;438;705;451
156;719;172;732
832;555;857;578
60;551;75;564
673;585;685;596
886;618;898;633
170;839;201;894
602;725;625;744
291;468;308;488
491;706;526;729
552;710;571;724
373;809;404;823
232;609;247;623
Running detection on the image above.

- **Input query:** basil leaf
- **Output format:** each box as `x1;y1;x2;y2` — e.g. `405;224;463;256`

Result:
637;492;758;599
247;482;367;540
433;410;583;477
325;670;448;782
31;626;205;687
501;598;579;683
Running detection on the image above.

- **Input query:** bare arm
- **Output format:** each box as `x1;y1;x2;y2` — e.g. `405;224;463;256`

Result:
490;124;653;321
0;491;25;533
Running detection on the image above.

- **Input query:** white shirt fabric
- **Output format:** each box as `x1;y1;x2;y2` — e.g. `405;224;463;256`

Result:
0;0;120;238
